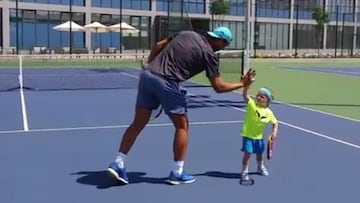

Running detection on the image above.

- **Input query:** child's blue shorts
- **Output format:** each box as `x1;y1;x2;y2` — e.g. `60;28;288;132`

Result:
242;137;265;154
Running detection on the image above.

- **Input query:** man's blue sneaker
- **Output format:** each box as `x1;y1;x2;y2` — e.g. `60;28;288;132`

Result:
166;171;196;185
107;162;129;184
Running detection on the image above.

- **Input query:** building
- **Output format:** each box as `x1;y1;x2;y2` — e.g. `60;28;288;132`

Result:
0;0;359;55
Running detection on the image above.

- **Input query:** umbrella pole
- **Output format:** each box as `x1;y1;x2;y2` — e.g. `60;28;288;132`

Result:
97;30;100;50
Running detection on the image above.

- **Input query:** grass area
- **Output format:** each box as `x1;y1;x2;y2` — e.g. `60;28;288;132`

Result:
192;58;360;121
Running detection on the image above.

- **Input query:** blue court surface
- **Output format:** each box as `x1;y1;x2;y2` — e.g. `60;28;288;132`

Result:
1;68;359;203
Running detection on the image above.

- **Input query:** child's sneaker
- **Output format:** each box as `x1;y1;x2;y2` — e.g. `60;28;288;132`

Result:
166;171;196;185
107;162;129;184
241;171;250;181
257;166;269;176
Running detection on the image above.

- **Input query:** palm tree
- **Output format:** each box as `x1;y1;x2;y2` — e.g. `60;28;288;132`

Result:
209;0;231;28
311;6;330;56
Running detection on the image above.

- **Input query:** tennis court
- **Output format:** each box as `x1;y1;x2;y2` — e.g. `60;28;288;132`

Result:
0;55;359;203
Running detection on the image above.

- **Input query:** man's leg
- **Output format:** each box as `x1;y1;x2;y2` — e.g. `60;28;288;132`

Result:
155;80;195;185
166;113;195;185
170;113;189;164
107;107;151;184
118;107;152;154
108;69;157;184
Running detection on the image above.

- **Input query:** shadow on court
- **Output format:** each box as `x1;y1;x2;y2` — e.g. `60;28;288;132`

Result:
71;170;261;189
71;171;168;189
194;171;261;186
193;171;257;179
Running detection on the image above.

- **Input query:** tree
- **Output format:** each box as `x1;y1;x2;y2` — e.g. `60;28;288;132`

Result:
209;0;231;15
209;0;231;27
311;6;330;56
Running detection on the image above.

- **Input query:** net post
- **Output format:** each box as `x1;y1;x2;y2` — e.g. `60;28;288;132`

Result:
18;54;23;89
241;50;245;76
243;0;252;73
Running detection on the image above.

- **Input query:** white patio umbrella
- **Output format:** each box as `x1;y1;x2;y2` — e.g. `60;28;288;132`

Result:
83;21;109;33
52;21;85;54
52;21;85;32
83;21;109;48
108;22;139;34
108;22;140;50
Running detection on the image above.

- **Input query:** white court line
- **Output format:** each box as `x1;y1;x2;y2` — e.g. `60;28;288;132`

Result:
19;87;29;131
120;71;360;149
120;72;139;79
279;121;360;149
277;101;360;123
234;89;360;123
0;120;243;135
188;92;360;149
18;55;29;131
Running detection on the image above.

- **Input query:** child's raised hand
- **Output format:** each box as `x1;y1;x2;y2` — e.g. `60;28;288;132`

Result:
241;68;256;86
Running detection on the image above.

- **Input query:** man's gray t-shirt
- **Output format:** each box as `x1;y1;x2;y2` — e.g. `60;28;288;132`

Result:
146;31;220;82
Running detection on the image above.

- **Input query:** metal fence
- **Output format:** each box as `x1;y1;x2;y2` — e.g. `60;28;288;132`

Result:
2;0;360;58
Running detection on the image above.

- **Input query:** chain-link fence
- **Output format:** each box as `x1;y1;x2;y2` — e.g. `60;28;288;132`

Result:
292;3;360;58
2;0;360;57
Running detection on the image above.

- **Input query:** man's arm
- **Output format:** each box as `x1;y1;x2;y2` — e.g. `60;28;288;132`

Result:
147;35;176;63
208;68;256;93
208;76;246;93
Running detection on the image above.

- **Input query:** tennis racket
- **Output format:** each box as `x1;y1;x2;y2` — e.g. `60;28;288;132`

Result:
267;134;274;160
140;60;163;120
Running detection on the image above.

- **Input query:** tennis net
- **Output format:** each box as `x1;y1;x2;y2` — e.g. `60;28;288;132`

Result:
217;49;245;76
0;54;144;91
0;49;244;92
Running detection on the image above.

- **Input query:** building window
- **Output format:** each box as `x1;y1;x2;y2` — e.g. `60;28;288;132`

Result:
92;0;151;10
157;0;205;14
9;9;85;50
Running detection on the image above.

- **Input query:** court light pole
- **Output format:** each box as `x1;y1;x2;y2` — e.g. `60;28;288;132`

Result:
15;0;19;55
253;0;258;58
69;0;73;55
341;12;345;56
294;4;299;58
334;5;339;58
120;0;123;54
244;0;252;73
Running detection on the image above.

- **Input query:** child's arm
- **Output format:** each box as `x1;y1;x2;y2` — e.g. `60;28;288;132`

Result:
271;121;279;139
242;84;251;103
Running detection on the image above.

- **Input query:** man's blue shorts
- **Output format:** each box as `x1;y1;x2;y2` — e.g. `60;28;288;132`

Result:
136;69;187;115
242;137;265;154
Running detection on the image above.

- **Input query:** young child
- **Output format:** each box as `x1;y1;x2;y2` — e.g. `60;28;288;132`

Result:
240;83;279;181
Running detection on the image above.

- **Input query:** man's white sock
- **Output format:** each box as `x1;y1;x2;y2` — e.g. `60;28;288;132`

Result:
115;152;127;168
172;161;184;176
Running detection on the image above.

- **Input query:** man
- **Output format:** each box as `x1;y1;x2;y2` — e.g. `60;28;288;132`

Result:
107;26;256;185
